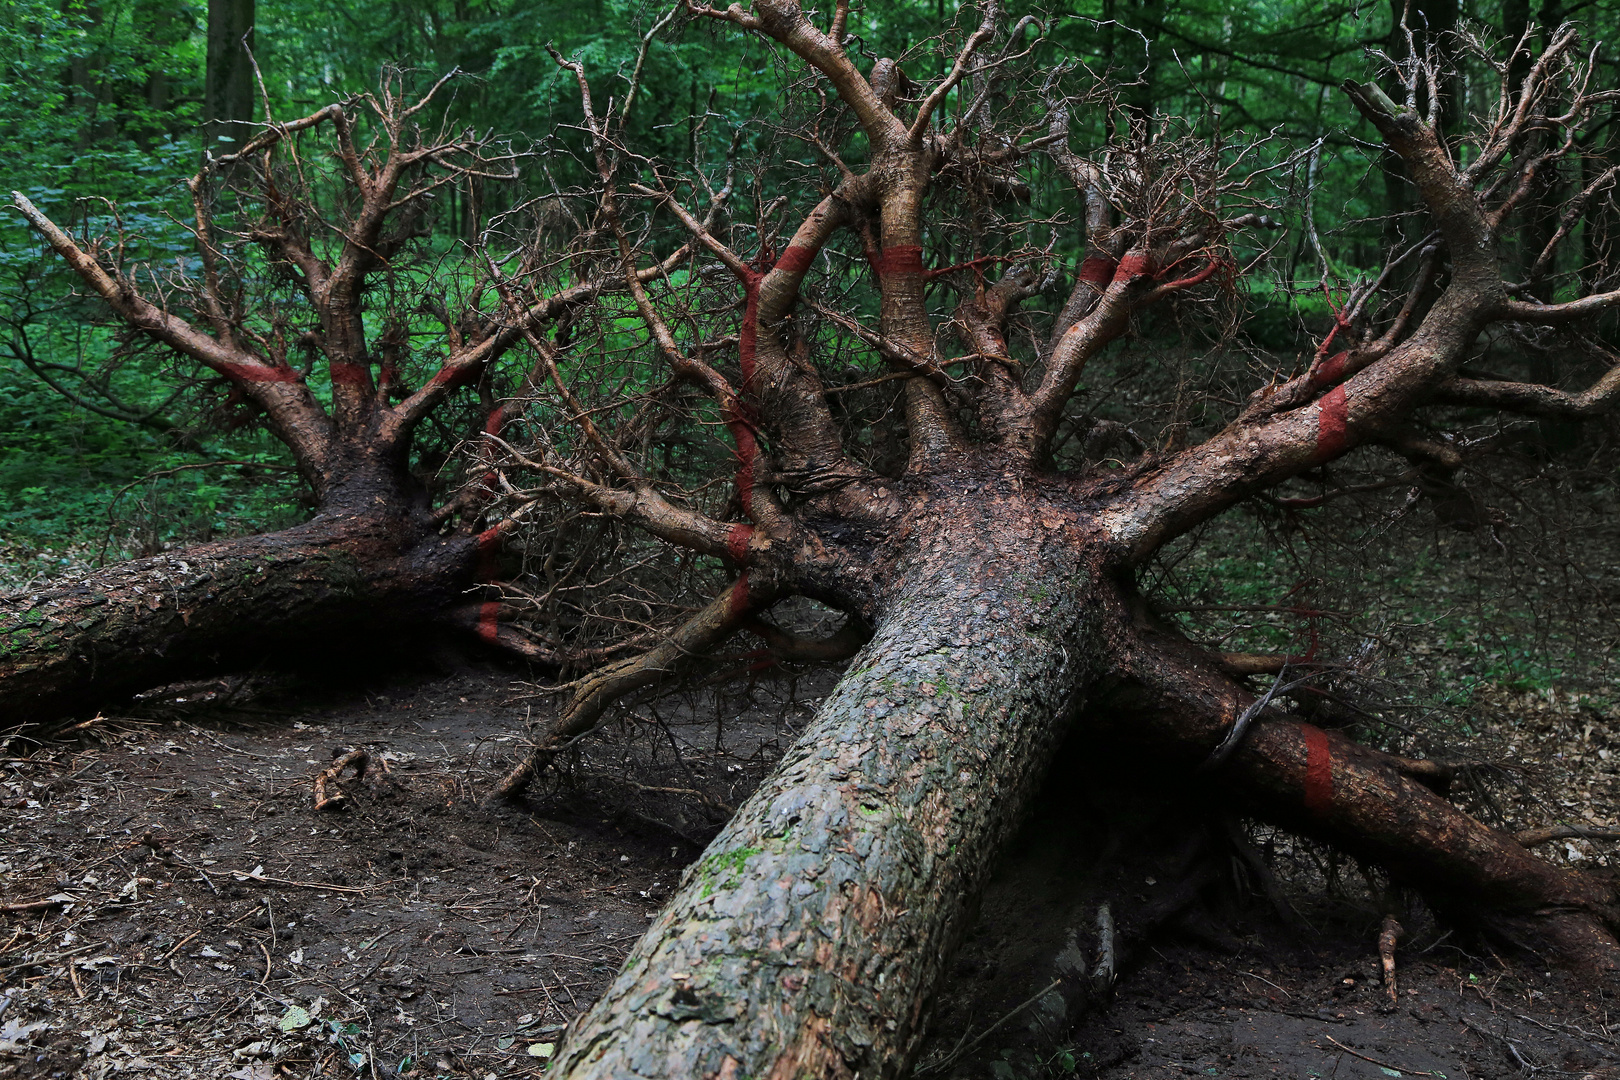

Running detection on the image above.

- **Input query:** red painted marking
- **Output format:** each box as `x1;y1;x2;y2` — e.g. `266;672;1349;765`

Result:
220;363;301;383
426;364;478;391
739;287;759;390
329;361;368;386
726;522;754;565
1114;253;1152;280
484;406;506;436
476;526;502;582
727;572;752;619
1078;255;1118;285
774;245;815;275
1315;385;1350;460
729;419;757;515
476;600;501;643
1315;351;1348;385
873;245;924;277
1301;724;1333;814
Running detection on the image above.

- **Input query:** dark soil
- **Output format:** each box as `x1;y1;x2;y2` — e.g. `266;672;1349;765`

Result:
1;663;1617;1080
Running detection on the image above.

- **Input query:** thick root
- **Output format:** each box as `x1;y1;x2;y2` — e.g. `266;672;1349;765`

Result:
313;749;369;811
1101;625;1620;969
490;576;779;800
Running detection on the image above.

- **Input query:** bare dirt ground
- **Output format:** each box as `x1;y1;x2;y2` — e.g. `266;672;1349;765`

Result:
2;658;1618;1080
0;661;807;1080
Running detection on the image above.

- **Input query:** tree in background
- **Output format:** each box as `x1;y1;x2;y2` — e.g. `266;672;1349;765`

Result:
204;0;257;155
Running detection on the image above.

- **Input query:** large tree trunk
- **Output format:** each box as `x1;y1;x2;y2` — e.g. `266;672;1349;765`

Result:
203;0;256;155
553;481;1620;1078
555;483;1103;1080
0;465;481;724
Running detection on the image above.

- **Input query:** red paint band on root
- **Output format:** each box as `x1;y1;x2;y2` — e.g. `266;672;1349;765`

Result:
739;290;759;389
727;572;751;619
484;407;506;435
774;245;815;275
1114;253;1152;280
1315;352;1348;385
477;600;501;643
1078;255;1118;285
1302;724;1333;814
728;419;758;515
726;523;754;565
329;362;368;386
220;363;302;384
872;245;924;277
1316;385;1350;460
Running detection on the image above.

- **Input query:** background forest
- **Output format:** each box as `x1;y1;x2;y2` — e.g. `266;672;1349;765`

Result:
3;0;1604;560
4;0;1616;703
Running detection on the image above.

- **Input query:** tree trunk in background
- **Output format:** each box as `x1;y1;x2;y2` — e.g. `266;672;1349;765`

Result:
204;0;256;154
554;485;1106;1080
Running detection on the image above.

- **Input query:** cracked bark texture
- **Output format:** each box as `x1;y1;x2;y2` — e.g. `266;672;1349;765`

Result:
0;483;481;722
554;481;1102;1080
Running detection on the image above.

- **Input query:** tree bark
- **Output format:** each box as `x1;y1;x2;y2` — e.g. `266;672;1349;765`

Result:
203;0;256;155
552;472;1620;1078
554;482;1103;1080
0;469;479;724
1097;621;1620;965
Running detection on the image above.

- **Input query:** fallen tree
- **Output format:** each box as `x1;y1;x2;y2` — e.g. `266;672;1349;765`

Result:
460;6;1620;1077
8;2;1620;1076
0;73;698;721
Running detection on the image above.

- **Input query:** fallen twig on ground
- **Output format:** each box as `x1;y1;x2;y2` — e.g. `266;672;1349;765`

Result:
1324;1034;1442;1077
313;749;369;811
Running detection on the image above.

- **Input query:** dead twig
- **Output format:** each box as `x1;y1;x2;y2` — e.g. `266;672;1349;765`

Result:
1323;1034;1441;1077
915;978;1063;1075
228;867;381;894
313;749;369;811
1514;824;1620;847
1;895;78;915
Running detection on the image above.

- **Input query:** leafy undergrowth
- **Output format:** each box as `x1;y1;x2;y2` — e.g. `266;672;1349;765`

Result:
0;365;304;591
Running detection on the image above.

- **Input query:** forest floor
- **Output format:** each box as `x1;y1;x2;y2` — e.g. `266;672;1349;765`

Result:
1;657;1618;1080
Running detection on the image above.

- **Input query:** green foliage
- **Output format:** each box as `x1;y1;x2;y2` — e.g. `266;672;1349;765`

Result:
0;356;302;563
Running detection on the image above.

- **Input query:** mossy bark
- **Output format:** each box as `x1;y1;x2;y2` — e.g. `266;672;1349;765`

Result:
554;489;1105;1080
0;507;479;724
